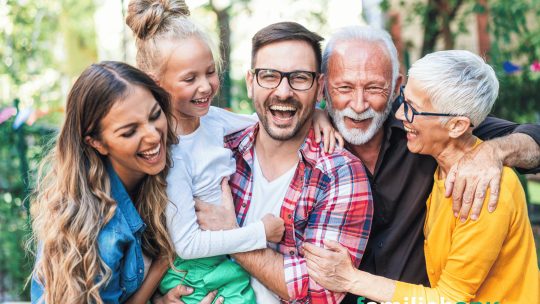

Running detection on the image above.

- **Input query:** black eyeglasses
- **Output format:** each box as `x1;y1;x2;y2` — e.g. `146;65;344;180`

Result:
398;86;472;126
251;68;318;91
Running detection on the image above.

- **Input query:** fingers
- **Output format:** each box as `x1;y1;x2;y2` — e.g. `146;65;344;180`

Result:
323;128;330;154
458;180;476;222
445;165;457;199
303;242;333;259
175;284;194;296
220;178;235;210
303;246;327;268
194;199;210;212
322;239;345;253
451;171;466;218
305;254;324;280
314;122;322;144
328;130;336;154
487;173;501;213
335;131;344;148
199;290;220;304
161;284;193;304
470;178;489;220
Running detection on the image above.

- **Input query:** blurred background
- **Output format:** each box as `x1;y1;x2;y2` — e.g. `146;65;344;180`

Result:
1;0;539;301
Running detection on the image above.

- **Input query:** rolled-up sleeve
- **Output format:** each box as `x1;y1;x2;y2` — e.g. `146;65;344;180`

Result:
284;159;373;303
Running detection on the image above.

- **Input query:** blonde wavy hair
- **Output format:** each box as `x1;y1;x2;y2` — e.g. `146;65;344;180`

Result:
30;61;177;304
126;0;221;77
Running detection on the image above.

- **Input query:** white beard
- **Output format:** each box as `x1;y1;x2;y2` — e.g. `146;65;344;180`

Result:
327;98;393;145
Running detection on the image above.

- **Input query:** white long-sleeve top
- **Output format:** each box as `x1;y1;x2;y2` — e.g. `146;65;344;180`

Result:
166;106;267;259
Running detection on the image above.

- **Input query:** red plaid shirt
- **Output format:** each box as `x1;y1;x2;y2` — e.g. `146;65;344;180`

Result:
225;124;373;304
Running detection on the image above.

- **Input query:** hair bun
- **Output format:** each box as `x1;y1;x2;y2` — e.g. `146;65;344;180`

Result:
126;0;190;40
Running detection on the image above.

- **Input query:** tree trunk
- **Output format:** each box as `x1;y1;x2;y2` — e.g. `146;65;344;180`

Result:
476;0;490;60
421;0;440;56
421;0;465;56
216;8;231;108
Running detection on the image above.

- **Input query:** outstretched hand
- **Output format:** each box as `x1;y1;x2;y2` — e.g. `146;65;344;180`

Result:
303;240;357;293
152;285;222;304
445;141;502;221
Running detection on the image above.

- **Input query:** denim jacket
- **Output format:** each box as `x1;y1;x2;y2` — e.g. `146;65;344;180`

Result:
31;165;147;303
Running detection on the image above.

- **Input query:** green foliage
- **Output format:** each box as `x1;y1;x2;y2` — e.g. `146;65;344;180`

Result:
0;0;94;299
0;114;56;300
0;0;60;86
389;0;540;123
492;71;540;123
487;0;540;122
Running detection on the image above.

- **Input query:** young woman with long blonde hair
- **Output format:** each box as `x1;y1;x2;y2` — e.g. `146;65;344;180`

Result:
30;61;179;303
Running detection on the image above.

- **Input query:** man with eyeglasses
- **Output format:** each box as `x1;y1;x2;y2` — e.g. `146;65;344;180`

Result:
195;22;374;304
318;25;540;304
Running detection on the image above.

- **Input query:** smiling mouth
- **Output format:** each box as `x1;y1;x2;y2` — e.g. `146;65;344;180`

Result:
137;143;161;161
346;117;372;124
191;97;211;105
404;125;418;135
269;104;297;120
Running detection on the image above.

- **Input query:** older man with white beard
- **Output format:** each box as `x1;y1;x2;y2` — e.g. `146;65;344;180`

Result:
322;26;540;304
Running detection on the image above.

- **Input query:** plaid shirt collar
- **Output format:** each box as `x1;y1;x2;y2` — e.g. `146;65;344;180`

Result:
227;122;320;169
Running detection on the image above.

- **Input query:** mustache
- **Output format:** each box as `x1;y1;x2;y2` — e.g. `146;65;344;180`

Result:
340;107;377;120
265;96;302;109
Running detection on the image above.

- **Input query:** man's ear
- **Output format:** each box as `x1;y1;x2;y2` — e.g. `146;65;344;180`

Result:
245;70;254;99
316;74;325;102
85;136;108;156
393;74;404;97
447;117;472;139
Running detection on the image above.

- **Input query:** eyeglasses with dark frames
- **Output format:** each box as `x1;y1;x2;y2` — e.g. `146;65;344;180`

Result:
251;68;318;91
397;86;473;126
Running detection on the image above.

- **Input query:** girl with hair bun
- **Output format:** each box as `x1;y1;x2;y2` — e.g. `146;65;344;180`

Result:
125;1;341;303
30;61;179;304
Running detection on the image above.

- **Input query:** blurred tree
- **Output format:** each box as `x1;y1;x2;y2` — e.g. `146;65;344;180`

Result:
0;1;60;299
204;0;251;109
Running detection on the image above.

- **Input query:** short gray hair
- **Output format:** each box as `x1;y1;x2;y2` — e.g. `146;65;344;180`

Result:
322;25;400;92
408;50;499;127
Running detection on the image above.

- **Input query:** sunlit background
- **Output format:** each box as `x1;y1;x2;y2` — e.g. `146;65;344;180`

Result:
1;0;539;301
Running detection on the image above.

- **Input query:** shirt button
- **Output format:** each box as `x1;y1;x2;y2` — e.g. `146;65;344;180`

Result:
139;269;143;274
377;241;383;248
289;250;295;255
242;203;247;207
287;214;292;219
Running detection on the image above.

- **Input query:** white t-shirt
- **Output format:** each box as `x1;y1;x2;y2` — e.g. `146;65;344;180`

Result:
244;151;298;304
166;106;267;259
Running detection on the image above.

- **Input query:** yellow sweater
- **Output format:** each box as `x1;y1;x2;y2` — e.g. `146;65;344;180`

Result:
393;166;539;304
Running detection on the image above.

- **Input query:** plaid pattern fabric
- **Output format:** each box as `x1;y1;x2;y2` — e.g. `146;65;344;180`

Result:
225;124;373;304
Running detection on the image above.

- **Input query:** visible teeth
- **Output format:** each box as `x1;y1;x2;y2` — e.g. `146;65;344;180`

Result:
404;126;417;134
140;144;160;156
192;97;210;104
269;105;296;111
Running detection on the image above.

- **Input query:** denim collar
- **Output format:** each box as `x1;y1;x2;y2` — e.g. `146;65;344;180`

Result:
106;163;145;234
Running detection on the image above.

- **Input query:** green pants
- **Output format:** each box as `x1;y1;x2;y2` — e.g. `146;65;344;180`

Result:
160;255;256;304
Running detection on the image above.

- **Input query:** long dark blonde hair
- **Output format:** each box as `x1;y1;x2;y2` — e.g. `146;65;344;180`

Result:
30;61;177;304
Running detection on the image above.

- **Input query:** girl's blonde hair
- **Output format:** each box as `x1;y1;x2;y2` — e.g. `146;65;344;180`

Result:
30;61;177;304
126;0;221;77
